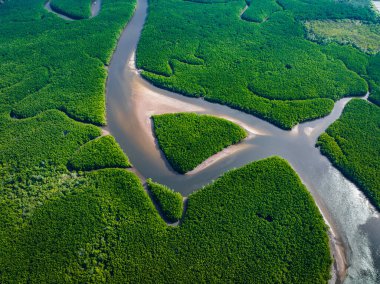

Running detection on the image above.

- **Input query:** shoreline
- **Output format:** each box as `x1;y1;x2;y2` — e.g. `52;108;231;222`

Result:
44;0;101;20
128;51;349;282
129;52;267;175
102;0;380;281
290;165;349;284
186;133;254;175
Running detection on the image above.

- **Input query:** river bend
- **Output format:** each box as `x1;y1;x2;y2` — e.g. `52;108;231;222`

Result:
105;0;380;282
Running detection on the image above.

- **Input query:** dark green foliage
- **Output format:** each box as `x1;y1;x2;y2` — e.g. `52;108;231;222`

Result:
0;110;100;167
152;113;247;173
319;44;380;107
367;54;380;106
321;43;369;76
0;158;332;283
368;80;380;106
0;168;159;283
147;178;183;222
137;0;369;128
0;0;138;278
68;135;131;171
0;0;136;125
50;0;92;19
277;0;377;21
317;99;380;210
241;0;282;23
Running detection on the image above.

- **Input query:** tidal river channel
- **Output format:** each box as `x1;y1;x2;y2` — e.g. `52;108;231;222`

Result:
105;0;380;282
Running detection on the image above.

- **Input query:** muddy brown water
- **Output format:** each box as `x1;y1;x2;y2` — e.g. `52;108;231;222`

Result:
102;0;380;282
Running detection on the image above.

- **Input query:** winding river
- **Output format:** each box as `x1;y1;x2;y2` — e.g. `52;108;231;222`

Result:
105;0;380;282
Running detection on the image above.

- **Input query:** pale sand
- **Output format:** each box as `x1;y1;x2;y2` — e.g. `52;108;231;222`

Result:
374;1;380;12
186;142;252;175
128;52;269;175
290;124;299;135
304;126;313;136
130;78;265;174
127;52;348;281
101;128;110;136
240;5;248;17
298;177;348;283
128;51;141;74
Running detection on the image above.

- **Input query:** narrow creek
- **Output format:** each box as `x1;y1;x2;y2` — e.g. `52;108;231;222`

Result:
44;0;101;20
104;0;380;282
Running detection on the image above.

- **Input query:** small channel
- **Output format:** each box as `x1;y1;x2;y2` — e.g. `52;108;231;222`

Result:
105;0;380;282
44;0;101;20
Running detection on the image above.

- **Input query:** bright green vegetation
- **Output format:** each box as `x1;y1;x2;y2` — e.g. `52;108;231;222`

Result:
241;0;282;23
305;20;380;54
50;0;92;19
0;158;332;282
277;0;377;21
317;99;380;210
68;135;131;171
367;54;380;106
152;113;247;173
0;0;135;125
316;43;380;105
136;0;376;129
146;178;183;222
0;110;100;167
0;0;136;278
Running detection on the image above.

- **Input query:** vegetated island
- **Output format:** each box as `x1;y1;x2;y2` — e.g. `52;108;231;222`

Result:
0;157;332;283
146;178;183;222
152;113;247;173
136;0;379;129
0;0;365;282
317;99;380;210
68;135;131;171
49;0;93;19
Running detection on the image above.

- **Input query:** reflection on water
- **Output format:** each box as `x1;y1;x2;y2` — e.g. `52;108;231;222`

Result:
106;0;380;282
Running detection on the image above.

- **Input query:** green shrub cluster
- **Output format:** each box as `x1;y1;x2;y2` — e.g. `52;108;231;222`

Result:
367;54;380;106
137;0;370;128
319;43;380;106
50;0;92;19
146;178;183;222
277;0;377;21
152;113;247;173
317;99;380;210
241;0;282;23
0;110;100;167
68;135;131;171
0;158;332;283
0;0;136;125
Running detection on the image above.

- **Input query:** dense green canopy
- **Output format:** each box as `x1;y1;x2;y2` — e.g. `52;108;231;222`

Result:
152;113;247;173
50;0;93;19
137;0;377;128
0;158;332;283
317;99;380;210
